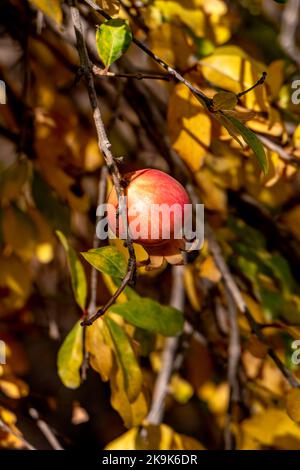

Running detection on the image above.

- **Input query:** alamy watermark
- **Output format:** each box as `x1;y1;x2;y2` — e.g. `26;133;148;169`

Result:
0;79;6;104
96;198;204;251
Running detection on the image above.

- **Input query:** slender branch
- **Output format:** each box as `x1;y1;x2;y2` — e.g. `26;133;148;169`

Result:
28;408;63;450
83;0;214;110
146;265;185;426
258;134;300;166
68;0;136;326
92;65;170;81
0;418;36;451
224;287;241;451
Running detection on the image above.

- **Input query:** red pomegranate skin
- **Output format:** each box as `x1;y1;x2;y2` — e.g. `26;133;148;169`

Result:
107;169;190;246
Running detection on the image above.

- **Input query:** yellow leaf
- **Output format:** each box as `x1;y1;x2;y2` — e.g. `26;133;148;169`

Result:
282;205;300;242
241;409;300;450
168;83;212;172
149;23;195;69
0;376;29;399
29;0;63;24
286;389;300;423
200;46;268;111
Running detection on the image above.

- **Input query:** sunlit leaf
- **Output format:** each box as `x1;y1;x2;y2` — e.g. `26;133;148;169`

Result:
96;19;132;68
81;246;127;279
57;321;83;389
111;298;184;336
213;91;238;111
56;230;87;311
86;319;113;382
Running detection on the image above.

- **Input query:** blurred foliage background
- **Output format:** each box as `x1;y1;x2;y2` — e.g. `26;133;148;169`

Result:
1;0;300;450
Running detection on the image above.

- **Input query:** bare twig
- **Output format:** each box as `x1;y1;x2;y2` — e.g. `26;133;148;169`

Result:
92;65;170;81
0;418;36;451
224;287;241;450
146;265;185;425
68;0;136;327
279;0;300;66
29;408;63;450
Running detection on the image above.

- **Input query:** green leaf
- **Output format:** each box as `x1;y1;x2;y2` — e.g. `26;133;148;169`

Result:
57;321;83;389
96;19;132;68
110;298;184;337
56;230;87;311
222;113;269;174
81;246;127;279
105;316;142;402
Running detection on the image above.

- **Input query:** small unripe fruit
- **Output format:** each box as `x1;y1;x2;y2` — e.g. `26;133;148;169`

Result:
107;169;190;248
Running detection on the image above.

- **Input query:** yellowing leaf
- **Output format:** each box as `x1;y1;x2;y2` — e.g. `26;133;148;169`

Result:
170;374;193;404
81;246;127;279
96;19;132;68
199;256;221;283
105;316;142;402
286;389;300;423
86;319;113;381
0;377;29;399
57;321;83;389
110;363;148;428
56;231;87;311
29;0;62;24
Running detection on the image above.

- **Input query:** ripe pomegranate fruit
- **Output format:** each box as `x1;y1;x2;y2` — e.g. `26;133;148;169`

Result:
107;169;191;267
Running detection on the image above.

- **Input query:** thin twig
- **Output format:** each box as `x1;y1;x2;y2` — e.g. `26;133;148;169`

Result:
0;418;36;451
146;265;185;426
236;72;267;98
68;0;136;327
224;287;241;450
29;408;63;450
92;65;170;81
